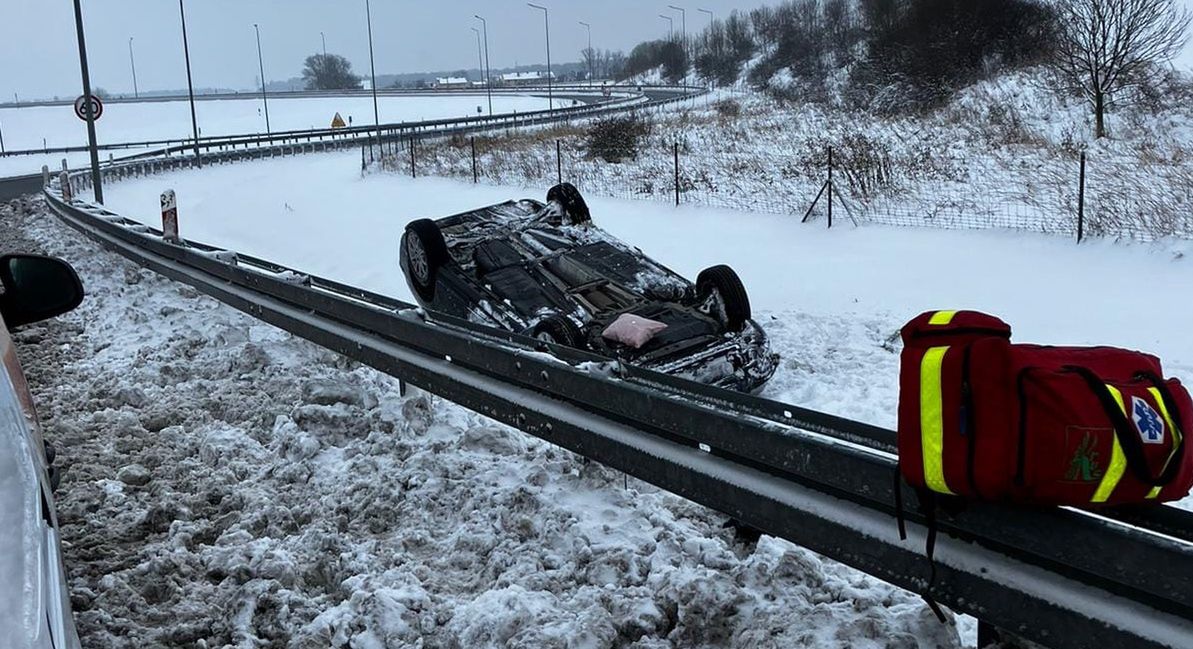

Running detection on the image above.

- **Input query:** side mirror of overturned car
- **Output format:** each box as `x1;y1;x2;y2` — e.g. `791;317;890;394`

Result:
0;254;85;328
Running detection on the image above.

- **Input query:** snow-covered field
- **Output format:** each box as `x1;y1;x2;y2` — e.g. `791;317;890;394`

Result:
102;150;1193;431
0;94;551;177
396;76;1193;241
4;195;962;648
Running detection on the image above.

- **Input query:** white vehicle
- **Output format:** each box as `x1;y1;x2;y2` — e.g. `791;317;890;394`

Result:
0;254;84;649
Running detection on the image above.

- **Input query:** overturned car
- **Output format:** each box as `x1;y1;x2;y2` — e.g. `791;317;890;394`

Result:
399;184;778;392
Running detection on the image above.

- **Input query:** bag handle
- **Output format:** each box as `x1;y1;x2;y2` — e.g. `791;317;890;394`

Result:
1065;366;1186;487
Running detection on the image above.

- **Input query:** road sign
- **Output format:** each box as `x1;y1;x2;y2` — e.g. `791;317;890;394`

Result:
331;112;346;128
74;94;103;121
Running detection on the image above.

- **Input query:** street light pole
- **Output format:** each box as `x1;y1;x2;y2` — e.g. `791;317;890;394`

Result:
659;15;673;41
253;24;270;135
474;15;492;116
71;0;102;203
321;31;326;58
128;37;139;99
179;0;201;167
668;5;686;45
578;21;592;86
364;0;380;147
471;28;484;89
698;8;714;89
527;4;551;110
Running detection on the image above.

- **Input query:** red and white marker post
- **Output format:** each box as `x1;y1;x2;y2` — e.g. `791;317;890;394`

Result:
160;189;179;243
59;171;72;201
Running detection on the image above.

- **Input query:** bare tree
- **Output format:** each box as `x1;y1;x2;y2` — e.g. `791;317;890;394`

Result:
1052;0;1190;138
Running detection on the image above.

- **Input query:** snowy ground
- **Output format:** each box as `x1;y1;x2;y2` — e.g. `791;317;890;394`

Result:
3;195;960;648
101;150;1193;432
396;76;1193;241
0;94;552;177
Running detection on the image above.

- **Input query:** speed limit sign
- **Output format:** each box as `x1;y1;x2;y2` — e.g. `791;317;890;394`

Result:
74;94;103;121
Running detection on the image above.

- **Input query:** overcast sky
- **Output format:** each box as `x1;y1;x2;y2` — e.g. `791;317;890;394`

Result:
3;0;1193;101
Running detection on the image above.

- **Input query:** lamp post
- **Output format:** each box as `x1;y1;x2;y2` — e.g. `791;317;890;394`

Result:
578;21;592;86
71;0;102;203
698;8;714;89
128;37;139;99
179;0;201;166
320;31;326;57
659;14;673;40
527;3;552;111
471;27;484;90
474;15;492;116
253;24;271;135
668;5;686;45
365;0;380;147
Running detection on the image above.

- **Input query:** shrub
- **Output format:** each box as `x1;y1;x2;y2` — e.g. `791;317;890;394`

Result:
587;116;651;163
713;99;742;119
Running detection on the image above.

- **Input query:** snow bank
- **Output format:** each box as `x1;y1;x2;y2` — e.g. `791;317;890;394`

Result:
7;195;962;647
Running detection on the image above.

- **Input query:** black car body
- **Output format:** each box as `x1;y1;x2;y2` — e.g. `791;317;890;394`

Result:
399;186;778;392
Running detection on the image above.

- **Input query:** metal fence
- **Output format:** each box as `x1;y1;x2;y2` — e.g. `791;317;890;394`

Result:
370;130;1193;243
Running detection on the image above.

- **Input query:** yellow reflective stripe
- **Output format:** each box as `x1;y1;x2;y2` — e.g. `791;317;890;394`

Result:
1092;385;1129;503
1145;387;1182;500
928;310;958;326
920;346;954;495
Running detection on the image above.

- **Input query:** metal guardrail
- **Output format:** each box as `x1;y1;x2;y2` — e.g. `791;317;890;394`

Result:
2;86;696;202
0;85;684;158
41;180;1193;649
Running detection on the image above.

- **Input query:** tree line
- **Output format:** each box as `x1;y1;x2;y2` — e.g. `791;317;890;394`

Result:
613;0;1190;138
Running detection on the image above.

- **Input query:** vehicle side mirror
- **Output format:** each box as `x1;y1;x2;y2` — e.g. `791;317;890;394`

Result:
0;255;84;328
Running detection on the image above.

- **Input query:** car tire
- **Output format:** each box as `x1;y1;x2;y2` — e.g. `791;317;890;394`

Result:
547;183;592;225
532;315;584;348
697;265;751;332
403;219;449;302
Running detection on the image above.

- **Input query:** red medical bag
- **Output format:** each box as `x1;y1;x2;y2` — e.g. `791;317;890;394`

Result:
898;310;1193;507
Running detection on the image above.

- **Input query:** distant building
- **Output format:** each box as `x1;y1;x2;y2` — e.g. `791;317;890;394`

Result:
434;77;469;89
500;71;555;86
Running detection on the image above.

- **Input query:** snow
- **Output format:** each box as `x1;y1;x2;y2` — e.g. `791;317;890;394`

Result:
0;93;551;177
3;194;962;647
100;150;1193;420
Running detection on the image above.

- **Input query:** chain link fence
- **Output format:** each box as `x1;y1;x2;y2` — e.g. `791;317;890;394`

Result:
369;127;1193;243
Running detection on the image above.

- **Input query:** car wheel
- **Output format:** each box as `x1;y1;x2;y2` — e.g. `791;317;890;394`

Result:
532;315;584;348
697;265;751;332
547;183;592;225
403;219;449;302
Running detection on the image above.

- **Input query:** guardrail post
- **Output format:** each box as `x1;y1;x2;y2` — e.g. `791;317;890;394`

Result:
471;136;478;184
59;171;72;201
1077;152;1086;244
556;140;562;186
410;138;416;179
161;189;180;243
42;166;50;188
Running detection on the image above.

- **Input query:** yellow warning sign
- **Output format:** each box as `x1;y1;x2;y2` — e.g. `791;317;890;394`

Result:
331;112;346;128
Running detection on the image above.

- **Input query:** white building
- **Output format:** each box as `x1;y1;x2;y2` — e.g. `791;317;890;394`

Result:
434;77;469;89
500;70;555;86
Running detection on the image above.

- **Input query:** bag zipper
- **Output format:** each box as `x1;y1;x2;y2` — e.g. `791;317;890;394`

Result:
1014;367;1034;486
909;326;1011;340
